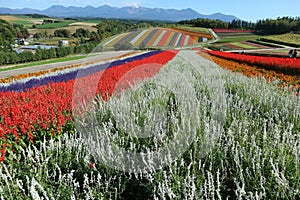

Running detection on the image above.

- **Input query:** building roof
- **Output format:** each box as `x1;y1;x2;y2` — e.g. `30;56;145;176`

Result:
20;45;58;50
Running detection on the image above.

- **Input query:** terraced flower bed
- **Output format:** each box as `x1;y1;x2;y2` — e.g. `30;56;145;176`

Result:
103;28;211;48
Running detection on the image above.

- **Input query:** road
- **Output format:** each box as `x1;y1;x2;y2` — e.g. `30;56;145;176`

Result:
225;47;299;54
0;51;134;79
226;47;288;53
207;28;220;44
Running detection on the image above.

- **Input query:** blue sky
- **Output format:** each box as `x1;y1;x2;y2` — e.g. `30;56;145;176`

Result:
1;0;299;22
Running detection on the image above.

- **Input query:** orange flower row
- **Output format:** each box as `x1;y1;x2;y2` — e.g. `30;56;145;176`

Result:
197;52;300;93
0;51;139;84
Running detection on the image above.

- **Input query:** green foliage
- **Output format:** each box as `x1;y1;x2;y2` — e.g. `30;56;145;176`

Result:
228;19;256;29
0;19;29;47
0;43;96;66
89;31;102;42
178;18;230;28
179;16;300;35
33;32;42;39
113;41;134;51
73;28;90;38
36;20;75;29
256;17;300;34
54;29;71;38
24;14;49;18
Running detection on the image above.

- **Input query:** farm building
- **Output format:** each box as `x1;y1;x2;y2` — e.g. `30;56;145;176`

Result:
19;45;58;53
58;40;69;47
198;37;208;42
15;38;29;46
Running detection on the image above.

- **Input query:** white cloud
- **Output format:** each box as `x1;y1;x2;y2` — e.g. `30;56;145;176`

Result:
122;1;140;8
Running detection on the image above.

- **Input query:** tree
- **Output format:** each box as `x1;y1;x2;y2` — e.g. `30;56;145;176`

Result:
89;31;102;42
54;29;71;38
35;48;43;61
56;46;73;57
0;51;5;65
34;32;43;39
0;26;14;46
73;28;90;38
19;51;34;63
0;19;30;47
138;41;147;50
10;52;18;64
114;41;133;51
48;48;57;58
255;17;300;34
178;18;228;28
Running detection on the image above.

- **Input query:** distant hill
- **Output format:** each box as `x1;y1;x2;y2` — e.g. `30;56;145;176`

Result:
0;5;240;22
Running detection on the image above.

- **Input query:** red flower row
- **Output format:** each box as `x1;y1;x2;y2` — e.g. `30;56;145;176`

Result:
206;50;300;75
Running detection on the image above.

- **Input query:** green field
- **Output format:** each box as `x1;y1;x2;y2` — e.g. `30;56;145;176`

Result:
177;26;210;33
0;15;45;27
216;32;258;39
30;37;76;45
207;35;263;51
11;20;36;26
36;20;76;29
217;35;261;43
81;19;102;24
230;42;259;49
263;33;300;46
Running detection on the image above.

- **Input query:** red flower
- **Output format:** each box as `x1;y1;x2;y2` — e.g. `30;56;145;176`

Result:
89;163;96;169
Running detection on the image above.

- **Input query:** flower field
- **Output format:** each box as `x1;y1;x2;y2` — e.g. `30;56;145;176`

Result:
212;28;257;39
170;27;213;39
199;51;300;92
103;28;212;48
0;50;300;199
0;50;177;161
207;50;300;75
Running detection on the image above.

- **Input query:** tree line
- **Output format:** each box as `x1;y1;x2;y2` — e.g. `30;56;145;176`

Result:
0;43;97;65
178;17;300;35
256;17;300;34
94;19;172;40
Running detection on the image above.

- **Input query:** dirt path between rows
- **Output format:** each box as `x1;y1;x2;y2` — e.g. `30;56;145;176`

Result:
0;51;133;79
225;47;298;53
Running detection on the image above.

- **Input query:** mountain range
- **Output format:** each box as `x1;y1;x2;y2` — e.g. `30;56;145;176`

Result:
0;5;240;22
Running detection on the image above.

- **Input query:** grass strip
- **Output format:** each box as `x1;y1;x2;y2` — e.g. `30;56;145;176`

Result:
0;55;87;72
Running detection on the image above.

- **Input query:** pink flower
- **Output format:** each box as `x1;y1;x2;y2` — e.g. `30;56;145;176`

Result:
89;163;96;169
